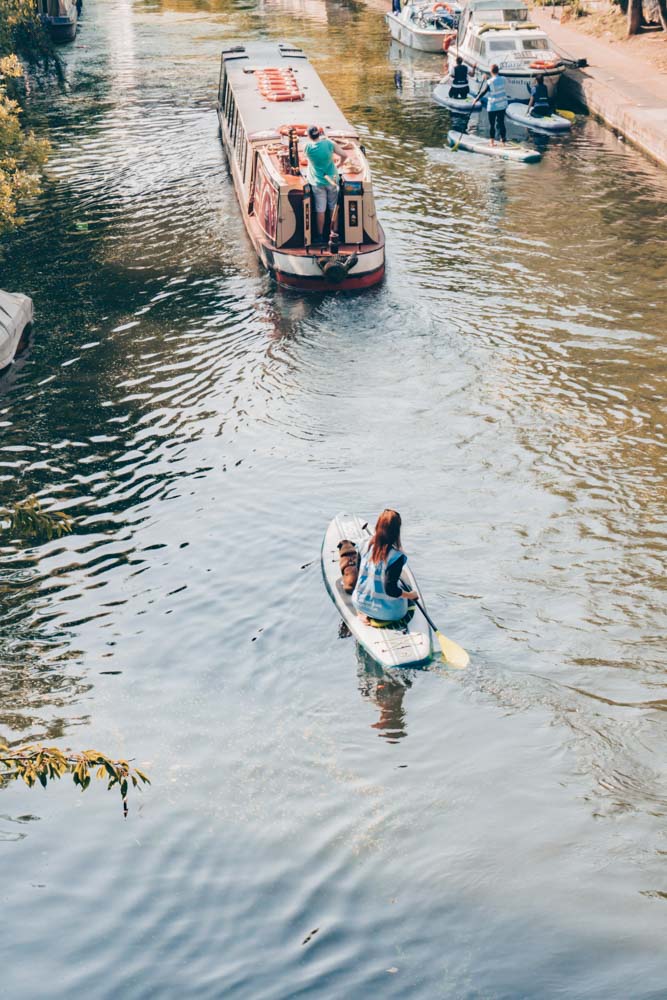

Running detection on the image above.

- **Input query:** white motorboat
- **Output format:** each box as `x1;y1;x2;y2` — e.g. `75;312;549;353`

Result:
0;291;33;371
386;1;461;54
448;0;564;103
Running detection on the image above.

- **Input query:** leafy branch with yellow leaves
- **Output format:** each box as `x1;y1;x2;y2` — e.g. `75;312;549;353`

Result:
0;744;151;814
0;494;74;541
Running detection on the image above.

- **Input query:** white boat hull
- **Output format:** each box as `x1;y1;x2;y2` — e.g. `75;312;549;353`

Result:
0;291;33;370
449;54;563;103
386;11;452;53
322;513;435;669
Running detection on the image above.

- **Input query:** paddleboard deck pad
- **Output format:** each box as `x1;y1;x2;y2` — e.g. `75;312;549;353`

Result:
447;130;542;162
433;80;482;114
506;103;572;133
322;513;435;669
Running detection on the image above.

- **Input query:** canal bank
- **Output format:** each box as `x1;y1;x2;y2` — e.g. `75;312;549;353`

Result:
531;6;667;167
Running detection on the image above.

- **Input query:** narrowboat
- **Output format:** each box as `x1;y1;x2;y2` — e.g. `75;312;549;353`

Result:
449;0;564;104
385;1;461;54
216;42;385;291
37;0;78;43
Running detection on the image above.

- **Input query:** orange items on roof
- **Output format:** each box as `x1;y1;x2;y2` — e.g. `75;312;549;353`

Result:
255;67;305;103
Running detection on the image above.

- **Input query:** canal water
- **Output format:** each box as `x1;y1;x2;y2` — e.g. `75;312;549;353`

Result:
1;0;666;996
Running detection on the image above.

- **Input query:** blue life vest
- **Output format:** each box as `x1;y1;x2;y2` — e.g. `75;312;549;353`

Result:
486;74;508;112
352;540;408;621
530;82;550;111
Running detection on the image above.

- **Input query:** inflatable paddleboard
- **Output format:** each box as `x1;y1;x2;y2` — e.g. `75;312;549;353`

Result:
433;79;482;114
322;513;435;669
506;103;572;134
447;130;542;163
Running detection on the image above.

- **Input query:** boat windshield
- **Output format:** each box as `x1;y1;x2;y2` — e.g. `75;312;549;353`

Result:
522;37;549;49
488;39;518;51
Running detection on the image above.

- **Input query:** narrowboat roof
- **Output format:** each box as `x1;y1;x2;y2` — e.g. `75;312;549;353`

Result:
221;42;356;138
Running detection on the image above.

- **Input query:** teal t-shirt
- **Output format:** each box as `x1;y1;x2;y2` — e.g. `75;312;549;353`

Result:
304;138;338;187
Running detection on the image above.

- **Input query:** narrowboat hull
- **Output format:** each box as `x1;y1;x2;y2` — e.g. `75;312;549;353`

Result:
257;233;385;292
41;14;77;42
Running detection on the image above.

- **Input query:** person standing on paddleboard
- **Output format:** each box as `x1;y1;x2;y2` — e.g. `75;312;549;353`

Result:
352;509;419;624
303;125;348;244
477;65;508;146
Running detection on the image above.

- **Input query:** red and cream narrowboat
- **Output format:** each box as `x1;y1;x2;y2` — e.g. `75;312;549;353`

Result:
216;42;385;291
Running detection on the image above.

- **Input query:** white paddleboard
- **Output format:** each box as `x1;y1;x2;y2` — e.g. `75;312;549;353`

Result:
447;130;542;163
322;513;435;669
433;79;482;114
506;102;572;134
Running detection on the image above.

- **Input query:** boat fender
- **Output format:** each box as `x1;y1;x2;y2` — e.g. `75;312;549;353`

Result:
442;31;456;52
316;253;359;283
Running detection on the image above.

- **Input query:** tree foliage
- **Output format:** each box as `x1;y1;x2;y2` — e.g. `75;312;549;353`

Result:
0;743;150;814
1;494;74;541
0;0;51;235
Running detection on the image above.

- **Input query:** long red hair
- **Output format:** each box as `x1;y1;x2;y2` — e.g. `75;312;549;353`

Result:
370;509;402;564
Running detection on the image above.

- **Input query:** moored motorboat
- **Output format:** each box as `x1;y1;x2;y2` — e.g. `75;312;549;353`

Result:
448;0;564;104
447;129;541;161
433;77;483;113
506;102;572;133
386;0;461;53
0;291;33;372
217;42;385;292
37;0;78;42
322;513;435;670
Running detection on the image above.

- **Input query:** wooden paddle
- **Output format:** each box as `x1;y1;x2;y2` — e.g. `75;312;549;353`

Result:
362;523;470;669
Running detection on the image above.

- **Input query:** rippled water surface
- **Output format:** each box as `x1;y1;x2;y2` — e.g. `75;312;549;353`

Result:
1;1;666;996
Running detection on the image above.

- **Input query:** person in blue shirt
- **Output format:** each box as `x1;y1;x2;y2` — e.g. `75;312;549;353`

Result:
477;64;508;145
527;74;551;117
303;125;348;244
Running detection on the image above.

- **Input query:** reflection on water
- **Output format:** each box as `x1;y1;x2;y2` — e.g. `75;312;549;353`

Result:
1;0;666;996
357;649;413;742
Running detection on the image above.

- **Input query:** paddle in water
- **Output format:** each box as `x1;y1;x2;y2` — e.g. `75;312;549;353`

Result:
399;583;470;670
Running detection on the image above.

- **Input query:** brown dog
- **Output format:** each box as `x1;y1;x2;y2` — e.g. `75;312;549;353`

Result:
337;539;359;593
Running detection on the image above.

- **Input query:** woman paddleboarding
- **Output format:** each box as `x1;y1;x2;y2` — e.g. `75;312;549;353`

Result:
352;509;418;625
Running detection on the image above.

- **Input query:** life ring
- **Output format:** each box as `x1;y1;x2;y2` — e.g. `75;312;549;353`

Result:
530;59;559;69
279;124;315;136
442;31;456;52
432;2;448;9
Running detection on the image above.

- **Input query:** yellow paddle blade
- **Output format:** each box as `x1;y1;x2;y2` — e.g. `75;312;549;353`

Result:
436;630;470;669
556;108;575;121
